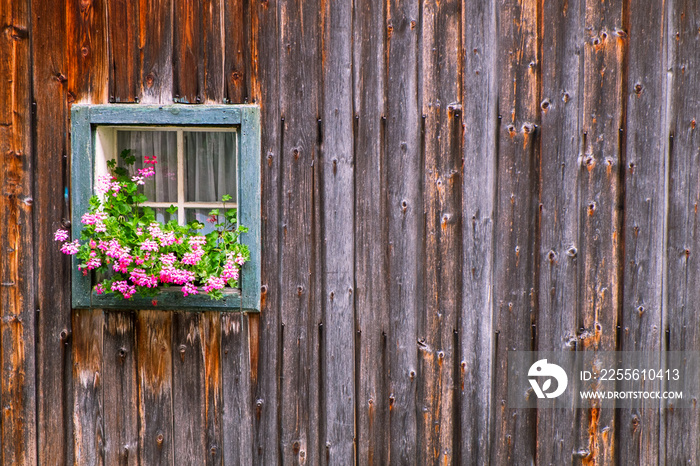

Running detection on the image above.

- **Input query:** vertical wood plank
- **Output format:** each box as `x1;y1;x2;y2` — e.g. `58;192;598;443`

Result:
202;0;224;102
419;0;461;463
223;0;247;103
249;0;281;462
386;0;421;462
222;313;253;465
137;311;174;465
491;0;540;463
103;311;138;465
577;0;626;463
618;0;668;463
172;312;206;463
536;0;583;463
353;0;389;462
0;0;37;462
107;0;140;102
139;0;174;103
459;0;497;462
72;309;105;465
31;0;73;462
665;0;700;463
66;0;109;103
173;0;203;103
201;312;223;465
321;0;355;462
277;0;322;462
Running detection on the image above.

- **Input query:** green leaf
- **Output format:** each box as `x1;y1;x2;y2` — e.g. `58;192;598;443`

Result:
221;194;233;203
166;204;178;214
208;209;219;216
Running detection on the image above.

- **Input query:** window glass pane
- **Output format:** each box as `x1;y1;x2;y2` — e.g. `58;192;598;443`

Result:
117;130;178;203
184;131;237;203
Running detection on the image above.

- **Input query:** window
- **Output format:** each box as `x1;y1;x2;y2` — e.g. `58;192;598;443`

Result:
70;105;261;311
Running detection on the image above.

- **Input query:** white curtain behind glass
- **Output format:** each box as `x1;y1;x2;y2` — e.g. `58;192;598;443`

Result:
185;131;237;203
117;131;178;202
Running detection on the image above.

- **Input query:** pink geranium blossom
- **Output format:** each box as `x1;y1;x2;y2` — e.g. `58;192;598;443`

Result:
54;229;69;242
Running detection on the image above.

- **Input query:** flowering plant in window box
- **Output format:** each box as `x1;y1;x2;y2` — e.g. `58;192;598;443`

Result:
55;150;250;300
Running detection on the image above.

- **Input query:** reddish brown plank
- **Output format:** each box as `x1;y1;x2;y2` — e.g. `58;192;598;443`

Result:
223;0;247;103
173;0;203;103
31;0;73;461
66;0;109;103
138;0;173;103
102;311;138;465
107;0;140;102
0;0;37;462
72;310;104;465
419;0;462;462
137;311;174;465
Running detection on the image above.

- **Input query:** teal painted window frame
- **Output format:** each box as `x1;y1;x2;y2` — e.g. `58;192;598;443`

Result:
70;104;261;312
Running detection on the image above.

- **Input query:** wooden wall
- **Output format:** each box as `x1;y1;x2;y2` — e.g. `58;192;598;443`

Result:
0;0;698;464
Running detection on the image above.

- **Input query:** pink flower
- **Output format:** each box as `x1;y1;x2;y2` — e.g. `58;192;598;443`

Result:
207;215;217;224
137;166;155;178
159;253;177;266
234;253;246;266
60;239;80;255
158;231;176;246
144;155;157;165
111;280;136;299
54;229;69;242
202;276;226;293
89;239;97;249
188;236;206;249
96;174;115;195
140;239;159;252
221;260;239;281
182;282;198;297
181;249;203;265
94;284;105;295
159;266;195;285
130;268;158;288
131;175;145;185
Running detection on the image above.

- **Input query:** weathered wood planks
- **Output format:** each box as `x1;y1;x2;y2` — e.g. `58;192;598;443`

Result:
536;0;583;462
321;0;356;462
385;0;422;463
665;0;700;463
0;0;37;462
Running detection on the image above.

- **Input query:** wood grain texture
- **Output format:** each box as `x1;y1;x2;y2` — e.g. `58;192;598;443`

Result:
577;0;626;463
459;0;497;462
201;312;223;465
172;312;207;463
491;0;540;463
173;0;203;103
223;0;247;103
107;0;139;102
249;0;281;462
137;311;173;465
386;0;421;462
419;0;461;462
665;0;700;463
321;0;355;462
618;0;667;463
352;0;389;462
102;311;138;465
277;0;322;462
72;309;104;465
536;0;583;463
138;0;173;103
0;0;37;462
31;0;74;462
221;313;253;465
66;0;108;103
